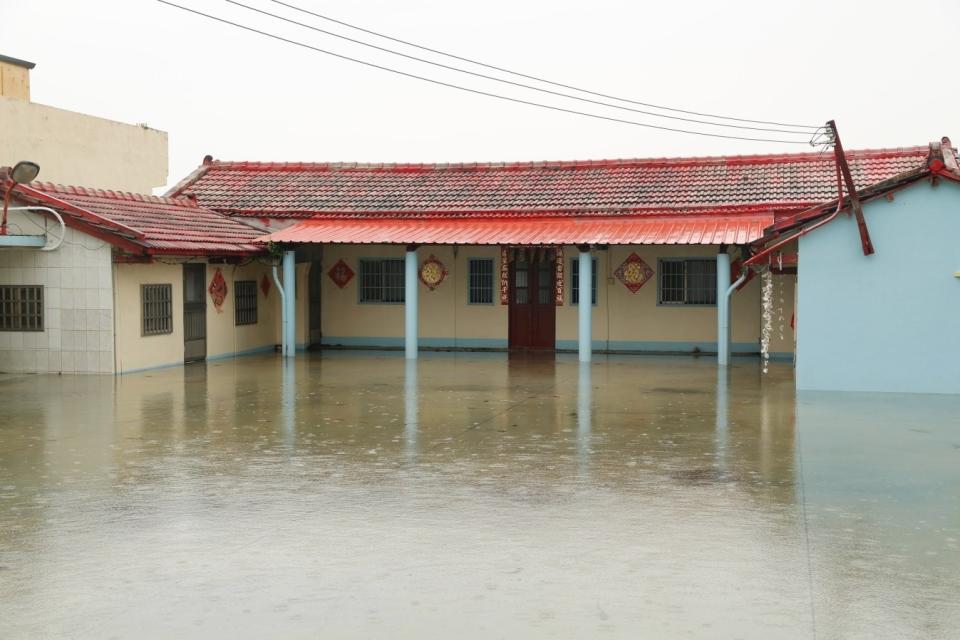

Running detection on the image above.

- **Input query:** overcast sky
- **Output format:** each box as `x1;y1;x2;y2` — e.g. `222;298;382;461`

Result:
2;0;958;193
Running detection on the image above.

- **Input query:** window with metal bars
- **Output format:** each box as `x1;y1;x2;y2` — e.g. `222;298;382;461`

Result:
358;259;405;303
235;280;258;325
142;283;173;335
0;286;43;331
570;258;598;305
658;258;717;306
468;258;494;304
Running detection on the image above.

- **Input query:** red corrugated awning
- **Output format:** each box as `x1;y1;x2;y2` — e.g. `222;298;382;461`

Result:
258;215;774;246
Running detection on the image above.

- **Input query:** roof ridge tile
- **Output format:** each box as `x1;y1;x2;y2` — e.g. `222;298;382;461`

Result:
200;145;929;174
30;181;200;207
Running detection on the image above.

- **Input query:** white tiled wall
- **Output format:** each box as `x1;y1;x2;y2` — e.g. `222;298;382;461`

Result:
0;216;114;374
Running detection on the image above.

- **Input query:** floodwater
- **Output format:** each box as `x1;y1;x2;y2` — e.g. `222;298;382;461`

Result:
1;352;958;639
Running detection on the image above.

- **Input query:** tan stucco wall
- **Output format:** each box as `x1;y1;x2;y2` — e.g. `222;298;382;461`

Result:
0;95;168;193
113;262;184;373
318;244;795;354
320;245;507;345
113;260;283;373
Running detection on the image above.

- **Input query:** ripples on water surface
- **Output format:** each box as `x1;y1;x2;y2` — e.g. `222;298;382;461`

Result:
1;352;958;639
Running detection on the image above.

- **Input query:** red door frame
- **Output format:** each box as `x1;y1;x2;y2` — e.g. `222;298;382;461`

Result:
508;249;556;350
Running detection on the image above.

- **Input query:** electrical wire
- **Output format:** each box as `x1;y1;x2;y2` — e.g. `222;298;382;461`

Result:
266;0;822;131
156;1;815;144
226;0;814;136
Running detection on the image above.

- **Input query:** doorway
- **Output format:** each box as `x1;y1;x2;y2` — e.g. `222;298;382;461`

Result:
308;260;323;348
183;263;207;362
508;249;556;350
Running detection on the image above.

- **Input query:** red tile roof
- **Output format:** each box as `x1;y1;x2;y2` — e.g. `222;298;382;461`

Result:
169;147;931;219
8;182;267;255
260;214;775;246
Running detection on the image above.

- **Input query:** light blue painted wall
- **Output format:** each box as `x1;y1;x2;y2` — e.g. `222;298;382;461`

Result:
797;180;960;394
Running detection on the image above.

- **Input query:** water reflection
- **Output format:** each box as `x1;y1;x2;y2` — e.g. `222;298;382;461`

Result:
714;366;729;473
404;358;418;463
576;361;591;475
280;358;296;448
0;354;957;639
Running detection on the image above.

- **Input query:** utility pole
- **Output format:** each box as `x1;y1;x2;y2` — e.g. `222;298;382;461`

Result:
826;120;875;255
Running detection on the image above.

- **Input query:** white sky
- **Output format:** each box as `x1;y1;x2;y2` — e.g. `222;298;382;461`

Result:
2;0;958;193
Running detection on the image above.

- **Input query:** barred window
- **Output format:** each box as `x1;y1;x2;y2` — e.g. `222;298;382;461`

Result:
570;258;598;305
235;280;258;325
658;259;717;306
468;258;494;304
142;284;173;335
0;286;43;331
359;259;405;303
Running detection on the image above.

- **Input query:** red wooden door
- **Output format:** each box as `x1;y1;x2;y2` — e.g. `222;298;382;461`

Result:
508;250;556;350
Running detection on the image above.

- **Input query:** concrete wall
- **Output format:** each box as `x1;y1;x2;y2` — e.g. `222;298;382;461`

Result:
797;179;960;394
318;244;791;355
0;95;168;194
114;260;282;374
0;209;114;373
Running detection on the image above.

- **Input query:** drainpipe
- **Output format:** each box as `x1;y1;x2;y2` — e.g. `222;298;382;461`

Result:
272;264;287;357
283;250;296;358
405;245;419;359
578;246;592;363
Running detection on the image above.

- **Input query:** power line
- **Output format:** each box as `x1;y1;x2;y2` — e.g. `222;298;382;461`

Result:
266;0;822;131
226;0;814;136
156;1;815;144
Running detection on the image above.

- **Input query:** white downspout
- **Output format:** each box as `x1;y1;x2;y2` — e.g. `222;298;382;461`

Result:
272;264;287;357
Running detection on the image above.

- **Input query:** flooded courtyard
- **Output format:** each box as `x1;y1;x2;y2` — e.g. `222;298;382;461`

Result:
1;352;958;639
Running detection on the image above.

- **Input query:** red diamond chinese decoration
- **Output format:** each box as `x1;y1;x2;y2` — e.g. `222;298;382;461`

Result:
327;259;354;289
260;274;271;297
208;268;228;312
614;252;654;293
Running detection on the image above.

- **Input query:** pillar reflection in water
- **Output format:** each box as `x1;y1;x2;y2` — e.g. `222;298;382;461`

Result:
577;361;592;475
404;359;418;463
281;358;296;448
715;366;729;473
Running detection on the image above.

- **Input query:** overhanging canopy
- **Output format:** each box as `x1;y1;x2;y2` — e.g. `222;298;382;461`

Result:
258;215;774;246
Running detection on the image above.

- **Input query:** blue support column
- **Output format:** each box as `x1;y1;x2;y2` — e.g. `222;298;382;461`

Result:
717;249;731;366
578;247;592;363
283;250;296;358
405;247;418;359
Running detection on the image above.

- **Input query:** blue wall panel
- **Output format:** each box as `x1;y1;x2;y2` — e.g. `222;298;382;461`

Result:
797;180;960;394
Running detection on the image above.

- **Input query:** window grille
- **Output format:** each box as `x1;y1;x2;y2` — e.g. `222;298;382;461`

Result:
468;258;494;304
235;280;258;325
570;258;598;305
0;286;43;331
658;259;717;305
142;283;173;335
359;259;406;303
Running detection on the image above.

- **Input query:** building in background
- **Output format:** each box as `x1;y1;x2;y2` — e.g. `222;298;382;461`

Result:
0;54;167;194
0;178;277;374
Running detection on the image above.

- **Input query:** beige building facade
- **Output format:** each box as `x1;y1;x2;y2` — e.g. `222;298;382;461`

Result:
317;244;796;358
0;54;168;193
